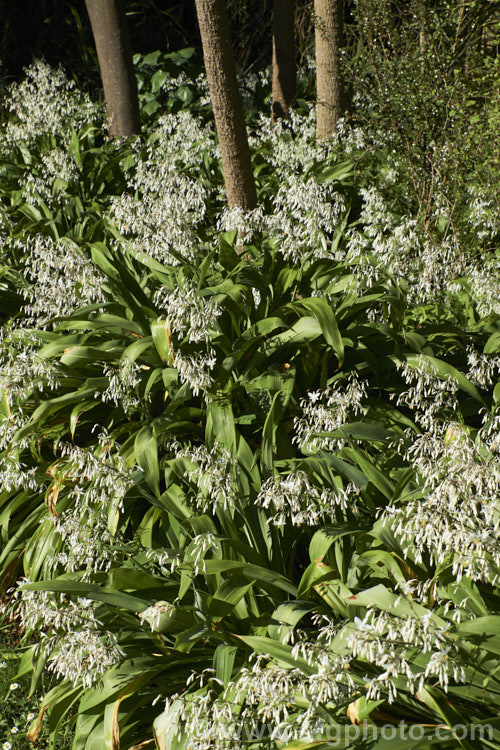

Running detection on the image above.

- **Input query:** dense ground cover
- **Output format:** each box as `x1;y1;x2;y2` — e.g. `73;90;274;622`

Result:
0;28;500;750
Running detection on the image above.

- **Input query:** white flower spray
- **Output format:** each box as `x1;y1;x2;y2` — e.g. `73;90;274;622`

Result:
257;471;358;526
13;583;124;689
1;60;102;149
294;374;367;452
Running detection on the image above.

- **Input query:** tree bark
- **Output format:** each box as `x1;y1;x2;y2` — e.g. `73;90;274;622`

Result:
314;0;345;140
195;0;257;210
417;0;428;74
84;0;140;137
272;0;296;121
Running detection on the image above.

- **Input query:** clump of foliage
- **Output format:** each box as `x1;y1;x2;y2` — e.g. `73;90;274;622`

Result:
0;12;499;750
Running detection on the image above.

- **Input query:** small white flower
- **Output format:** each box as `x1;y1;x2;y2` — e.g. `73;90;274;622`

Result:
10;727;18;734
353;615;375;632
3;741;12;750
9;683;19;691
77;597;94;608
26;712;35;721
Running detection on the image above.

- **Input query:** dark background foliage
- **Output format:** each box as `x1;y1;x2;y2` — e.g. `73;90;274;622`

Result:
0;0;282;81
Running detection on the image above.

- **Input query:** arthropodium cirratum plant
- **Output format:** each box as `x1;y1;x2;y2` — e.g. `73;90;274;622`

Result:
0;60;499;750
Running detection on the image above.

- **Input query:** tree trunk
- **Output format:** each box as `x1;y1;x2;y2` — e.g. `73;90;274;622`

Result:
195;0;257;210
84;0;140;137
417;0;428;74
272;0;296;121
314;0;345;140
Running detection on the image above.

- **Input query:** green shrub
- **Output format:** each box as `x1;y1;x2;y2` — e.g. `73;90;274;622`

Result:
0;50;499;750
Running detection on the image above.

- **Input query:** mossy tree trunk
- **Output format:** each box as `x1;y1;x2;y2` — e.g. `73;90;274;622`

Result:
84;0;140;137
314;0;346;140
272;0;296;121
195;0;257;209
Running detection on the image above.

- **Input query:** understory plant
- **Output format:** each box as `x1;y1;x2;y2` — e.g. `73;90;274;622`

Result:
344;0;500;295
0;42;499;750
